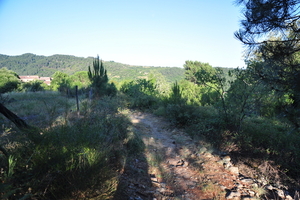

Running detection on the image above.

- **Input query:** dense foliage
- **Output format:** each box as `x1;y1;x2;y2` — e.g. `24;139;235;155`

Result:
0;92;144;199
0;68;20;94
2;4;300;194
235;0;300;128
0;53;185;83
88;56;117;97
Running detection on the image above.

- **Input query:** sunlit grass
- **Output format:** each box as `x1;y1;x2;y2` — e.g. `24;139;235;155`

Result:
7;155;16;178
201;181;226;200
0;91;137;199
1;91;73;128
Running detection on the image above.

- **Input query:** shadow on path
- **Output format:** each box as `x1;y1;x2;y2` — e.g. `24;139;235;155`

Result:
113;118;153;200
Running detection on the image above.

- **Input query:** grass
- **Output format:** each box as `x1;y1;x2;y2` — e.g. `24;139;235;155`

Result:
1;88;300;198
1;91;73;128
161;99;300;184
7;155;16;178
0;91;139;199
251;184;266;198
146;150;164;168
201;181;226;200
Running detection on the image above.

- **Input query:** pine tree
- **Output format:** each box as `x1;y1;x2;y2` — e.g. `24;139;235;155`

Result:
88;55;116;97
235;0;300;127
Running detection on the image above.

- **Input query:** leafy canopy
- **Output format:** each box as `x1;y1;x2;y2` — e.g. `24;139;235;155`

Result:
236;0;300;127
0;67;20;93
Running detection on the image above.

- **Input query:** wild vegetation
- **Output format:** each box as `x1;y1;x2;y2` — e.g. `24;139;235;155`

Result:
1;52;300;198
1;1;300;198
0;53;184;83
0;57;145;199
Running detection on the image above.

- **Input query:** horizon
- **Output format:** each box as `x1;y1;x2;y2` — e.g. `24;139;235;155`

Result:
0;1;245;68
1;52;239;69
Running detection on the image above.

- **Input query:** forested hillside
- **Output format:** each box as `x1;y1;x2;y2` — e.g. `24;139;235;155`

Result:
0;53;185;83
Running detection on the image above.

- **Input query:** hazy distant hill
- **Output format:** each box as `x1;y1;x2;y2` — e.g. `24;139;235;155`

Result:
0;53;184;83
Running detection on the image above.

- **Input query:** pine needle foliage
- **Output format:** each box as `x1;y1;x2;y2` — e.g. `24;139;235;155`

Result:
169;81;183;105
88;55;116;97
88;56;108;89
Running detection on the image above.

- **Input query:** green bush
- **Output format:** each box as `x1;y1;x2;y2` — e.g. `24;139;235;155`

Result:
19;80;46;92
0;92;139;199
0;68;20;94
120;79;159;110
237;117;300;176
165;104;218;126
88;56;117;98
185;106;221;144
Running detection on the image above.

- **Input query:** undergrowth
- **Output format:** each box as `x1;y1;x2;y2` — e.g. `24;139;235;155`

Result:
0;92;143;199
161;102;300;184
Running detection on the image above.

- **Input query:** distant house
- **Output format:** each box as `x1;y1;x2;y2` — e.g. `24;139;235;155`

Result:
39;77;52;85
19;75;52;85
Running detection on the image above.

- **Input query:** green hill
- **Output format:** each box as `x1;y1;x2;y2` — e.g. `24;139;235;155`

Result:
0;53;184;83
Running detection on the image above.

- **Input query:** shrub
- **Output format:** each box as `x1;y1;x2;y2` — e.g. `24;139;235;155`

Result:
19;80;46;92
88;56;117;97
0;92;138;199
166;104;218;126
236;117;300;176
120;79;159;110
0;68;20;94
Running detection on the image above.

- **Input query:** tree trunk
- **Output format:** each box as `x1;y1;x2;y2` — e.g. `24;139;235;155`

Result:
0;103;42;144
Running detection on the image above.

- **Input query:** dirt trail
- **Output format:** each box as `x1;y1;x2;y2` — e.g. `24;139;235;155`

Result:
118;111;295;200
127;111;237;200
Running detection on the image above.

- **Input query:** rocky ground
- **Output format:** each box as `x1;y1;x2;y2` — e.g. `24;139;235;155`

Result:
115;111;300;200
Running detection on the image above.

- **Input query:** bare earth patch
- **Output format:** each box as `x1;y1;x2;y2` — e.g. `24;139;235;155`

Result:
116;111;297;200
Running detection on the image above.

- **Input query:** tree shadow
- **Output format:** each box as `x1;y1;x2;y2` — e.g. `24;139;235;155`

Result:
113;112;192;200
113;123;153;199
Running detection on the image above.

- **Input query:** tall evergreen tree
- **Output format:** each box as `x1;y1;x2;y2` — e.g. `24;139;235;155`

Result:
88;56;116;97
235;0;300;127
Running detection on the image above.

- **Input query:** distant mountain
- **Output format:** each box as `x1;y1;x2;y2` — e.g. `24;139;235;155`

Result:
0;53;185;83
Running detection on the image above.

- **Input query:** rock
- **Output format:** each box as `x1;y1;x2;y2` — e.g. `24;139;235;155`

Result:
157;187;166;193
159;182;166;188
235;182;244;189
203;152;213;158
222;155;231;163
199;147;207;154
183;160;189;167
240;178;253;184
150;176;158;182
248;190;256;197
265;184;273;190
275;189;285;198
228;166;239;174
226;191;241;199
219;185;227;190
176;159;185;167
190;154;197;159
257;177;268;185
152;181;160;187
294;191;300;200
217;160;224;165
224;162;233;169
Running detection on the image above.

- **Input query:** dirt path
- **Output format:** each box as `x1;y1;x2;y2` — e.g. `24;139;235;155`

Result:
116;111;296;200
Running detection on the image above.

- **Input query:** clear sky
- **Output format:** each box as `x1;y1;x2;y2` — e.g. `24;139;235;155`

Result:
0;0;245;68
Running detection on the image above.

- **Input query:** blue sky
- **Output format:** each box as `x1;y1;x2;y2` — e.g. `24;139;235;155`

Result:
0;0;245;68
